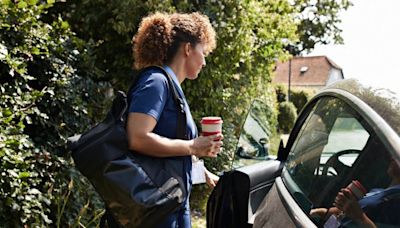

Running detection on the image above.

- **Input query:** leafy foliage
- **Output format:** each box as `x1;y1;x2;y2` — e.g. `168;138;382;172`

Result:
274;84;314;132
182;0;297;172
1;0;351;225
56;0;298;172
290;88;314;113
275;83;288;103
289;0;353;54
0;1;106;226
49;0;177;89
278;102;298;134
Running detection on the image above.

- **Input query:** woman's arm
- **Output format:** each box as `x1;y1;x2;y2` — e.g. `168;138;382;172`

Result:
126;112;222;158
310;207;341;221
334;188;377;228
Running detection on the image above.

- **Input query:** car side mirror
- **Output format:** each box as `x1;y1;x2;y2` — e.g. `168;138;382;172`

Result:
236;146;254;159
236;140;269;160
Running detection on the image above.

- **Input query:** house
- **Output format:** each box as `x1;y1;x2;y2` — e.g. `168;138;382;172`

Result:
272;56;344;90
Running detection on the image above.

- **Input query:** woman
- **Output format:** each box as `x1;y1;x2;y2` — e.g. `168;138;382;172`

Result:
126;12;221;227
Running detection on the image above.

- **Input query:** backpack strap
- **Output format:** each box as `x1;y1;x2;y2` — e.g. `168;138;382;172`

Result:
126;66;188;140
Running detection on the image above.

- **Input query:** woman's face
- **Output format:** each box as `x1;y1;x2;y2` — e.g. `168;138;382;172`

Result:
185;43;206;80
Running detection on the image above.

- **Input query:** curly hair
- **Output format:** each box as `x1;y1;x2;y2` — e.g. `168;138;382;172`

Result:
132;12;216;70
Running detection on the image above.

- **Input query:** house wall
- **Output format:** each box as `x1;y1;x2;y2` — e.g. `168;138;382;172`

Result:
292;85;324;91
326;68;344;86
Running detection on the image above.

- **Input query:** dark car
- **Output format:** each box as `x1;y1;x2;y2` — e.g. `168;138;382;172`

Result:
207;79;400;228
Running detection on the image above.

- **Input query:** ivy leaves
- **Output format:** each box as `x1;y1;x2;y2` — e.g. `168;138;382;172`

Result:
1;1;106;226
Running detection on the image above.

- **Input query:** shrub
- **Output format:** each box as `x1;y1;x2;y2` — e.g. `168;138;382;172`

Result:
0;1;106;226
290;88;314;114
1;0;353;225
52;0;298;217
58;0;297;177
278;102;297;134
275;84;288;103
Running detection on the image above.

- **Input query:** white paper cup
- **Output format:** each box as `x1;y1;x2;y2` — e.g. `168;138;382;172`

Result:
200;117;223;137
346;180;367;200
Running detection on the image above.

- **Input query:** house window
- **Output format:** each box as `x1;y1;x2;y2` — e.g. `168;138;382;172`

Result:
300;66;308;74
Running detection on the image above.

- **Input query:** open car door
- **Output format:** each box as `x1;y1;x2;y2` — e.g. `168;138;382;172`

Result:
207;100;287;228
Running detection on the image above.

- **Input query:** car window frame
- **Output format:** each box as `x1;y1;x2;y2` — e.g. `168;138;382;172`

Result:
284;88;400;164
284;95;374;208
279;88;400;227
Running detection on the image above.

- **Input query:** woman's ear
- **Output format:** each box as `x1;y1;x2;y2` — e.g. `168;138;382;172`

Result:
184;42;191;56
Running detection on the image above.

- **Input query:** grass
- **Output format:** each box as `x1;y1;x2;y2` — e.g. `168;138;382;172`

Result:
192;212;206;228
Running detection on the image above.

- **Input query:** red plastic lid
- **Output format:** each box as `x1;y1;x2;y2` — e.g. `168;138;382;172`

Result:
200;116;223;124
353;180;367;194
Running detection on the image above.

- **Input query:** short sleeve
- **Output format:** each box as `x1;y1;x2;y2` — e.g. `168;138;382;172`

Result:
128;71;169;121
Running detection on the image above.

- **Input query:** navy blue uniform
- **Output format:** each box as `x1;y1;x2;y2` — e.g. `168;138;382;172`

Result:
128;66;197;227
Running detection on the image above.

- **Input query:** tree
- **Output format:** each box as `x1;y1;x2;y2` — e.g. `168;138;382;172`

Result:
0;0;352;225
278;102;298;133
48;0;178;89
55;0;298;168
52;0;350;215
0;1;106;226
289;0;353;55
51;0;298;214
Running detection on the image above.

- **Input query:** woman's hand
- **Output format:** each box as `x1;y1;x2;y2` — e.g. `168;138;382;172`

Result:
334;188;364;220
334;188;376;228
205;168;219;188
190;134;223;158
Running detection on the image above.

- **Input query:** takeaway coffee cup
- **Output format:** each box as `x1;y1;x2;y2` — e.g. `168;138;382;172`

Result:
346;180;367;200
200;117;223;138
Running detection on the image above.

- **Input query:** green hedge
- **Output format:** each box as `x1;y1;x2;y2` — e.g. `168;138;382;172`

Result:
290;88;314;113
1;0;348;225
274;84;314;133
0;2;106;226
275;84;314;112
275;84;288;103
1;1;296;225
277;102;297;134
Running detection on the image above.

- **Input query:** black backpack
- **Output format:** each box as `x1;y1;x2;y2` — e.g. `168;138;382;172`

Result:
67;66;188;227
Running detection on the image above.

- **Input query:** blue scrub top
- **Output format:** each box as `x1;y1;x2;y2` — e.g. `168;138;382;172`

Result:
340;185;400;227
128;66;197;208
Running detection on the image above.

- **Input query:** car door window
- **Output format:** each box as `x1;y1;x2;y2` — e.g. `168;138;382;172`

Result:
285;97;369;196
281;96;400;227
320;116;369;174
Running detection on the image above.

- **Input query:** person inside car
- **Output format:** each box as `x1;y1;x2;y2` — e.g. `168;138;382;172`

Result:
310;156;400;227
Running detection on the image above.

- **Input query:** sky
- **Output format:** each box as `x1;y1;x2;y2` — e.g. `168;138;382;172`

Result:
307;0;400;93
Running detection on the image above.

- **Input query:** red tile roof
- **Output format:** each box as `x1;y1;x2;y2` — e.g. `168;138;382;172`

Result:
272;56;343;86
